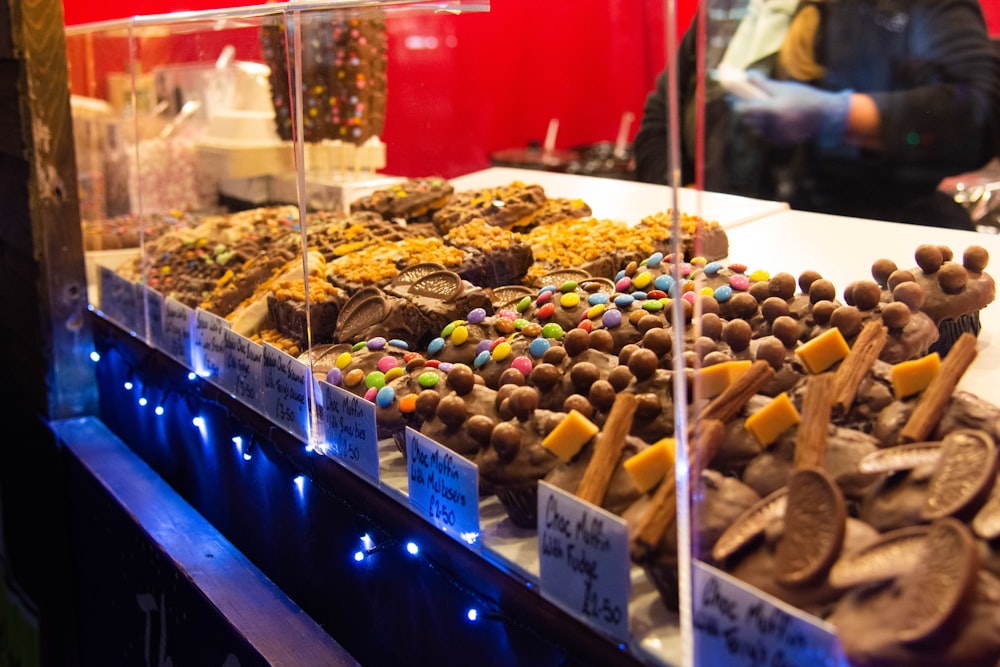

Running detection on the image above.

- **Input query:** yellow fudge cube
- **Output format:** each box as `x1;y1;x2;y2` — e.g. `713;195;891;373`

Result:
542;409;599;461
697;359;753;399
891;352;941;399
796;327;850;373
623;438;676;493
744;392;800;447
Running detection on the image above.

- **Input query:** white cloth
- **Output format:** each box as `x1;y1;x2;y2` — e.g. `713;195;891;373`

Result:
719;0;800;71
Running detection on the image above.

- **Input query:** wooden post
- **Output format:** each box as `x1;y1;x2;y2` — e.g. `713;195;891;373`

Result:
0;0;97;421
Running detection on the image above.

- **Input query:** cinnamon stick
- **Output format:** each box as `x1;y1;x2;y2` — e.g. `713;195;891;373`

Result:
631;419;724;561
575;391;638;505
899;333;978;444
832;320;887;416
796;373;835;469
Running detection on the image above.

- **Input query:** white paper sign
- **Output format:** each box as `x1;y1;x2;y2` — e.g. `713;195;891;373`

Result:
145;287;165;349
262;343;311;442
537;481;630;642
191;308;230;385
317;381;380;481
221;329;262;409
97;266;140;333
162;297;193;368
405;427;479;545
692;561;847;667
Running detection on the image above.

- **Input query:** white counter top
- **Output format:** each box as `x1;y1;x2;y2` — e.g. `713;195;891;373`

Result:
449;167;790;229
726;209;998;401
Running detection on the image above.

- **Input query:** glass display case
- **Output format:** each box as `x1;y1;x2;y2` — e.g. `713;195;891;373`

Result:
57;1;1000;666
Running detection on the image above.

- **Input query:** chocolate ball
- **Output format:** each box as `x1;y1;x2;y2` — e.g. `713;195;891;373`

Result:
938;262;968;294
811;300;836;325
700;312;724;341
888;269;916;291
447;364;477;395
635;314;664;335
490;422;521;462
628;347;660;381
542;346;567;365
414;390;440;420
529;363;561;390
508;385;539;421
703;351;732;367
642;327;672;358
893;281;926;310
618;343;638;366
696;294;721;316
771;315;800;348
871;258;898;287
563;327;591;357
569;361;601;392
881;301;912;329
589;329;615;353
467;414;495;445
798;270;823;295
437;395;468;427
769;272;797;300
723;318;753;352
563;394;593;418
728;292;760;319
608;365;634;391
756;337;787;370
851;280;882;311
964;245;990;273
915;244;944;274
588;380;617;412
749;281;771;303
831;305;863;338
808;278;837;304
938;244;954;262
495;384;516;410
497;368;526;387
693;336;719;361
761;296;790;323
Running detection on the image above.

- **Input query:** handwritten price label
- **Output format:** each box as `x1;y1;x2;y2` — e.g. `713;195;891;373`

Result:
537;482;629;642
191;309;229;385
97;266;141;333
220;329;262;411
405;428;479;544
162;298;193;369
145;287;165;350
262;343;310;442
317;381;379;481
692;562;846;667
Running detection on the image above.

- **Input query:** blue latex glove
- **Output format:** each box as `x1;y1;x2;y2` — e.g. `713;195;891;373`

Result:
732;76;853;148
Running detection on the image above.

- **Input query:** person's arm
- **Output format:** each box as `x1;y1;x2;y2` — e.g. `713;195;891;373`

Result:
634;17;700;185
844;92;882;151
868;0;1000;170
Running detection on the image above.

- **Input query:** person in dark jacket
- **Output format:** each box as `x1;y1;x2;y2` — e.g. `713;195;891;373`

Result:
633;0;1000;230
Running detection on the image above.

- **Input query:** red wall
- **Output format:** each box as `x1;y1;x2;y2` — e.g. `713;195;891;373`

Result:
61;0;996;178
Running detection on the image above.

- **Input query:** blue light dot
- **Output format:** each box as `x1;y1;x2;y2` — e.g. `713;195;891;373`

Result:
353;551;365;562
138;397;148;407
89;351;101;362
187;371;197;381
467;608;479;622
192;416;205;428
123;381;133;391
405;541;419;556
154;406;164;416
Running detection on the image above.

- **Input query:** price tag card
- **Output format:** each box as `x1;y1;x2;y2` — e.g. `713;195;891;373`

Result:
145;287;165;350
191;308;230;385
262;343;310;443
405;427;480;545
537;481;630;643
162;297;194;369
220;329;263;410
693;561;846;667
97;266;140;333
317;381;379;482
